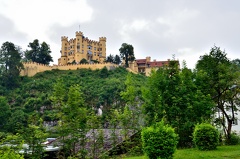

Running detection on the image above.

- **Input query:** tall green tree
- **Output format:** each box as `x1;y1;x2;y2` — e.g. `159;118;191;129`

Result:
0;42;23;89
51;81;88;158
143;60;214;147
196;46;240;141
119;43;135;67
25;39;53;65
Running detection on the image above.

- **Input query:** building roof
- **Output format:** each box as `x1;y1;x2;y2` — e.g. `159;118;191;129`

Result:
147;61;169;67
136;59;147;64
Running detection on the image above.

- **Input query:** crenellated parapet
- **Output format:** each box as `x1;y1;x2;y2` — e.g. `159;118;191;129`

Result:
21;62;119;77
75;31;83;36
61;36;68;41
99;37;106;41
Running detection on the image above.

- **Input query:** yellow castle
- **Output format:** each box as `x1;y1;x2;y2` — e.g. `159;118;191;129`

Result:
58;31;106;65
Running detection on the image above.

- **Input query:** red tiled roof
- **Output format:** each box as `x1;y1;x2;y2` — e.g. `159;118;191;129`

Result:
136;59;147;64
147;61;169;67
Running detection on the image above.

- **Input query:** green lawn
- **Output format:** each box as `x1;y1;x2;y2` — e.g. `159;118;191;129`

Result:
123;145;240;159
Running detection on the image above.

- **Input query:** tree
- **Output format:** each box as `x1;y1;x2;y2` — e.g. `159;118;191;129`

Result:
0;41;23;89
0;96;10;131
25;39;53;65
80;58;88;64
196;46;240;142
141;120;178;159
114;54;121;65
142;60;214;147
119;43;135;67
106;54;114;63
51;81;88;158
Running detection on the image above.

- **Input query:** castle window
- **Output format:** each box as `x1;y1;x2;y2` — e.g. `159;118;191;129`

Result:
78;39;79;41
65;47;67;51
94;47;96;51
94;52;96;56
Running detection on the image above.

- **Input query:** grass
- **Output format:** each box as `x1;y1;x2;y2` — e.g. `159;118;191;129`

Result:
122;145;240;159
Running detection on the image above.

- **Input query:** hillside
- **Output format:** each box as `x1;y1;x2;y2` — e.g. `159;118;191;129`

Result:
1;66;146;134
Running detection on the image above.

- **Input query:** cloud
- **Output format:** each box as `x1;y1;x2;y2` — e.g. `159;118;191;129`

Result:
1;0;240;68
0;14;28;47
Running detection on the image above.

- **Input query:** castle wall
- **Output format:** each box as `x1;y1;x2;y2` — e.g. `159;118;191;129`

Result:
21;62;118;77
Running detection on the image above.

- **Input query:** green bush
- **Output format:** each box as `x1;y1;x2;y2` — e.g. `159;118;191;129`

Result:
193;123;219;150
141;120;178;159
225;133;240;145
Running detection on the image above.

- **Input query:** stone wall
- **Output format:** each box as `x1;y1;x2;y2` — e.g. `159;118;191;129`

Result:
21;62;119;77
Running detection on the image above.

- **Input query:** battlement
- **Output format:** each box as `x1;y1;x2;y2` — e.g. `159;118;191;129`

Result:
99;37;106;41
21;62;118;77
61;36;68;41
75;31;83;36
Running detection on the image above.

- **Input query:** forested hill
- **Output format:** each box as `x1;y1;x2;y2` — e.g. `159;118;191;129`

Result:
0;66;146;134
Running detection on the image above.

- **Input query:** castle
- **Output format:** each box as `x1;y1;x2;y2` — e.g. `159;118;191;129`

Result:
59;31;106;65
21;31;179;77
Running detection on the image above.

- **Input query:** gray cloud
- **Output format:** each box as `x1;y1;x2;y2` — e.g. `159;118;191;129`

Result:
3;0;239;68
0;14;28;47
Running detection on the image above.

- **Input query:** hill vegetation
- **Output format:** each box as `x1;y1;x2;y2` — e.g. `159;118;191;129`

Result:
0;43;240;158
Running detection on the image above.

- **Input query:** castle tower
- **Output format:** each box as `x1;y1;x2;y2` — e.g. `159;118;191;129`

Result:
99;37;107;63
60;36;68;65
58;31;107;65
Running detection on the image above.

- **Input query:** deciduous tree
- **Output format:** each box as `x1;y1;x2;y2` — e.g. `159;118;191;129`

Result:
25;39;53;65
0;41;23;88
196;46;240;142
119;43;135;67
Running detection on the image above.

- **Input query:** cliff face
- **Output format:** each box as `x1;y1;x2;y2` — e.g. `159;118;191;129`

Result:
21;62;119;77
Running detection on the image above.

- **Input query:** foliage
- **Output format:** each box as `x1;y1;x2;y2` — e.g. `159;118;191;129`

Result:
193;123;219;150
225;132;240;145
106;54;122;65
119;43;135;67
0;41;23;89
195;46;240;142
114;54;122;65
0;148;24;159
51;82;88;158
0;134;24;159
141;120;178;159
24;39;53;65
21;115;48;159
106;54;114;63
142;60;214;147
0;96;10;131
80;58;88;64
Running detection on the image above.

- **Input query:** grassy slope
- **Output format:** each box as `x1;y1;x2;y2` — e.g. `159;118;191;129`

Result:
123;145;240;159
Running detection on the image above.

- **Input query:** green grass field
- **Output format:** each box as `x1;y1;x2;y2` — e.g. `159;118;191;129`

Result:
122;145;240;159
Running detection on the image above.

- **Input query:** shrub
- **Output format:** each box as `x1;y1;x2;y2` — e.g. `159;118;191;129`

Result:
225;132;240;145
141;120;178;159
193;123;219;150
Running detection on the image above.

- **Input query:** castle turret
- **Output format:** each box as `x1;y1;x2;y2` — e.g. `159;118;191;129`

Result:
60;36;68;65
99;37;107;63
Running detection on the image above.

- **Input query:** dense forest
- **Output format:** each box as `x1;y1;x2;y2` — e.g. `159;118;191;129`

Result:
0;42;240;158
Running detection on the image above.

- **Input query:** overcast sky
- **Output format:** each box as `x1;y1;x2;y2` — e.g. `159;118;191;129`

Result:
0;0;239;68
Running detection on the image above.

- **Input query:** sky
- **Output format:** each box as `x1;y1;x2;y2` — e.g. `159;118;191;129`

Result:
0;0;239;69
